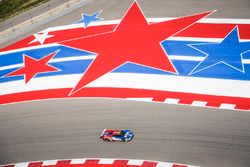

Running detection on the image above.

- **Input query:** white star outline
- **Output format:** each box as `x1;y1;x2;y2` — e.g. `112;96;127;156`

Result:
188;25;250;75
29;31;54;45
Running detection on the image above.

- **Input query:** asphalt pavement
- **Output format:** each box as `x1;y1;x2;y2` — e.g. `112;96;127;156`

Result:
0;0;72;32
0;99;250;167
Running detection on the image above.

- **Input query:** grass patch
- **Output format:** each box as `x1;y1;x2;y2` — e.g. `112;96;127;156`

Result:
0;0;50;22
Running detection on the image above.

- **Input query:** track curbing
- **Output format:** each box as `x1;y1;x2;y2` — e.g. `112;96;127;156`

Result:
1;159;198;167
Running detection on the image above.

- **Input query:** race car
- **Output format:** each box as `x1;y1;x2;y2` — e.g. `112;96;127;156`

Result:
100;129;134;142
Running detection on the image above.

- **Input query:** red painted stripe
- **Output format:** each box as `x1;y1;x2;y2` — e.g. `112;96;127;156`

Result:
176;23;247;38
84;160;99;165
28;162;43;167
1;22;250;52
141;161;158;167
1;165;14;167
0;87;249;110
56;160;71;166
0;36;34;52
113;160;129;165
0;25;116;52
172;165;188;167
47;25;116;44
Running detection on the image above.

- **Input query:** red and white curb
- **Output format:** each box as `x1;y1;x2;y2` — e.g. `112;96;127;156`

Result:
126;97;246;111
0;158;198;167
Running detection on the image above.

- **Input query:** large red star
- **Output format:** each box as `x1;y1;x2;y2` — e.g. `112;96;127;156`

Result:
5;51;59;83
62;1;214;95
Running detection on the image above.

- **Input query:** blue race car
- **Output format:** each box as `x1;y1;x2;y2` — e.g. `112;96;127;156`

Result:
100;129;134;142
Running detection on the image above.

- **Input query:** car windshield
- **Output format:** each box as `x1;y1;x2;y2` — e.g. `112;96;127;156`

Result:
120;130;126;136
112;130;126;137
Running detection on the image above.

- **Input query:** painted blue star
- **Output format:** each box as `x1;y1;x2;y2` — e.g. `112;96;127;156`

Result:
188;26;250;75
79;10;103;28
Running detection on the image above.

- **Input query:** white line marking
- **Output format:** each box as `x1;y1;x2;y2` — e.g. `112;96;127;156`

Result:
14;163;29;167
1;73;250;99
169;55;204;61
98;159;114;164
42;160;58;166
0;43;59;56
219;103;236;109
155;162;173;167
127;160;144;165
168;36;250;42
0;63;23;71
192;101;208;107
70;159;86;164
126;98;153;102
50;55;95;63
198;18;250;24
164;98;180;104
244;59;250;64
168;36;223;42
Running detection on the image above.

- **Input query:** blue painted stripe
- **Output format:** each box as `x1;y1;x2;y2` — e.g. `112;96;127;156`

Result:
0;45;93;67
162;40;209;57
1;59;250;83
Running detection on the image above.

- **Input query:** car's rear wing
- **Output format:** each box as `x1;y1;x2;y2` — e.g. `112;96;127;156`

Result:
100;129;107;138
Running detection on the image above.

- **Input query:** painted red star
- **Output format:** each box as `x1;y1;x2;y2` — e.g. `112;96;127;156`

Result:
61;1;214;95
5;51;59;83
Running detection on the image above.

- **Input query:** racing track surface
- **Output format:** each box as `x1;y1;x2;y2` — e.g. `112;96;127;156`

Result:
0;99;250;167
1;0;250;167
